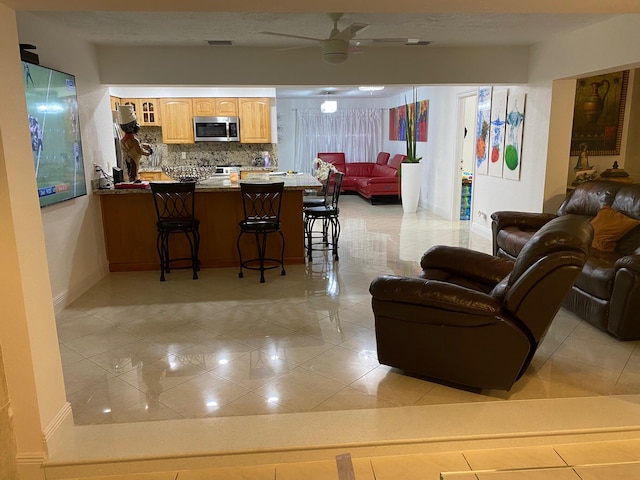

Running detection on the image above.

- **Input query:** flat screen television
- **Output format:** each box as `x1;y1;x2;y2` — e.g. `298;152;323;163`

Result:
22;61;87;208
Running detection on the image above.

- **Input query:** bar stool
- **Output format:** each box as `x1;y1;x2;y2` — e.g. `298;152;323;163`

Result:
237;181;286;283
303;171;343;261
150;181;200;281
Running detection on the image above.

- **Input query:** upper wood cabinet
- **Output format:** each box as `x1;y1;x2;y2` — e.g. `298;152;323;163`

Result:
110;96;121;112
159;98;194;144
192;97;238;117
238;98;271;143
121;98;161;126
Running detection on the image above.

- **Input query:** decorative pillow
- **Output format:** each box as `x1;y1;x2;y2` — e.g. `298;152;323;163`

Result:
590;206;640;252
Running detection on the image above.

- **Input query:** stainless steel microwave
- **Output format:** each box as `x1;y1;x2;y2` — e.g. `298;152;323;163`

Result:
193;116;240;142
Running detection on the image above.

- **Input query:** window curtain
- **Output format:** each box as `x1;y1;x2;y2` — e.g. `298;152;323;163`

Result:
294;108;383;174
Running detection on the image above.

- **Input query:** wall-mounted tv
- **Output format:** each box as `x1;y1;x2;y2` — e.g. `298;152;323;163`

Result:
22;61;87;208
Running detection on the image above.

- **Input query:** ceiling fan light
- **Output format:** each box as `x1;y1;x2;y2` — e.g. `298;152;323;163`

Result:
358;86;385;92
321;100;337;113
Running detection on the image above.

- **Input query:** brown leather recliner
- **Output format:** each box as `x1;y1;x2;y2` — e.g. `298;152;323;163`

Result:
369;215;593;391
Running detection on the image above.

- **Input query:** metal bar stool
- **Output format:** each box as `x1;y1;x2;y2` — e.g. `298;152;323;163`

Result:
150;181;200;281
237;181;286;283
303;171;343;261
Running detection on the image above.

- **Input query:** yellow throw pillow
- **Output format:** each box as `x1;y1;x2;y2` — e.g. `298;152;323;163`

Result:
590;206;640;252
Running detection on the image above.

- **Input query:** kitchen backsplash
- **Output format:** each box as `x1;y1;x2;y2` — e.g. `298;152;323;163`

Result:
135;127;278;169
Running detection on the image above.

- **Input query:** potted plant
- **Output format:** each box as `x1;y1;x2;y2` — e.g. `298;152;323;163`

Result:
401;87;422;213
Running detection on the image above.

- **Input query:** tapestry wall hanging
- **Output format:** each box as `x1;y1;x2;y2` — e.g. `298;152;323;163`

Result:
389;100;429;142
570;70;629;156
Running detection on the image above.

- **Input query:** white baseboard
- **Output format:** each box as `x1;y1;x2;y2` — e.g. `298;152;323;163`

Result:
52;268;107;314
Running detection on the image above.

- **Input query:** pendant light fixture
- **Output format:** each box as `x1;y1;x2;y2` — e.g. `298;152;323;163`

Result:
321;91;337;113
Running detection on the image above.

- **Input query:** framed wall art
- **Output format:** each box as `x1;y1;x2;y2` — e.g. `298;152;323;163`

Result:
503;93;526;181
488;89;508;178
475;86;492;175
570;70;629;156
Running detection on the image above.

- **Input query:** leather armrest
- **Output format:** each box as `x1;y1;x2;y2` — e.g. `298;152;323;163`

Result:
491;211;557;229
369;275;502;318
615;254;640;273
420;245;514;285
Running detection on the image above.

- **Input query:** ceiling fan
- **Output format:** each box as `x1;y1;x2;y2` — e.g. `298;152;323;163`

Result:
260;12;370;64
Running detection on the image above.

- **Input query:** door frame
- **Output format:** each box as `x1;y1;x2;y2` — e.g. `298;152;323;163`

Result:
453;89;478;221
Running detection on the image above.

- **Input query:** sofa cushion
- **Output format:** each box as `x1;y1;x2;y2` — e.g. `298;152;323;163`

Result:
590;206;640;252
611;184;640;219
371;164;397;177
617;225;640;255
389;154;405;170
344;163;374;177
574;250;620;299
376;152;391;165
558;180;622;216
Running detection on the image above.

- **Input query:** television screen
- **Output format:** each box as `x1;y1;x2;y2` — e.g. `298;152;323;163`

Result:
22;61;87;208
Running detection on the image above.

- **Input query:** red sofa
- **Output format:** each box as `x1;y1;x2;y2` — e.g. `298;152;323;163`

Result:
317;152;405;201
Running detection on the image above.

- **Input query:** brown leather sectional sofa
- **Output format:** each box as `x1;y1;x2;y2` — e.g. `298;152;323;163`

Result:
492;180;640;340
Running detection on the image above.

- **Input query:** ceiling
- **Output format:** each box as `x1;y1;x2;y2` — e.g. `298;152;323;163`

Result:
18;9;622;98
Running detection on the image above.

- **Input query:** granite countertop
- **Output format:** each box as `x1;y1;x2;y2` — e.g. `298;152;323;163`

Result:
94;173;321;194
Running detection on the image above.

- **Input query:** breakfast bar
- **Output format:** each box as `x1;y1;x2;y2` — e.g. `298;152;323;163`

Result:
95;173;321;273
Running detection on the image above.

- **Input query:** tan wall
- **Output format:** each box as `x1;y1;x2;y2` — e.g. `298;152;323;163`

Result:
0;347;18;480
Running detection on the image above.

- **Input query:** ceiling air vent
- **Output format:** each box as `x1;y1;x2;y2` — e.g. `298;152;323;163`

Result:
207;40;233;46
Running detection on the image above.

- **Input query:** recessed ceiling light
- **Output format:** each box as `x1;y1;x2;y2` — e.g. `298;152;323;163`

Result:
358;86;385;92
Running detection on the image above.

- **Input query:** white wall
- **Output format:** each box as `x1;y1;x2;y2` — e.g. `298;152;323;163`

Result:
17;12;112;310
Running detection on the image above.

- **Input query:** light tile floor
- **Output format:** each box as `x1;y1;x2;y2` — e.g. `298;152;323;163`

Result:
57;195;640;426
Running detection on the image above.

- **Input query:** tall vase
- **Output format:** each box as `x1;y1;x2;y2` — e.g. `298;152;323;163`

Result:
400;162;421;213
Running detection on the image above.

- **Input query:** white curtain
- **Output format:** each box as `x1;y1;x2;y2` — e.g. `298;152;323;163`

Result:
294;108;383;174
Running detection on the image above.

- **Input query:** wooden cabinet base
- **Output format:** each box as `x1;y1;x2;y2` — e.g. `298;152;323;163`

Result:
100;190;306;272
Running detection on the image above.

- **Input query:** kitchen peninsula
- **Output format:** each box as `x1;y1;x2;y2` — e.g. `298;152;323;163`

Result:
96;173;321;273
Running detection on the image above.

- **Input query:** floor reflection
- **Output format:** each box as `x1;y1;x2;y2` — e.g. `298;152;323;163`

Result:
58;195;640;425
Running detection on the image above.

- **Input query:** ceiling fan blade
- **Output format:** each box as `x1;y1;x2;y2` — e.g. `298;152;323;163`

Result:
275;45;318;52
260;31;323;43
333;22;369;41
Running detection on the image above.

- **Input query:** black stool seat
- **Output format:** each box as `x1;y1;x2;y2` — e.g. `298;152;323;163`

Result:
237;181;286;283
304;171;343;261
150;181;200;281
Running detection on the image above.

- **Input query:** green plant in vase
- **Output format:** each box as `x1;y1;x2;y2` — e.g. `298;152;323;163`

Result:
400;87;422;213
404;87;422;164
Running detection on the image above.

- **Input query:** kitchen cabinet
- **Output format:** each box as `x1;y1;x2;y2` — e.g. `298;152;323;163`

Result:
239;98;271;143
110;96;121;112
192;97;238;117
138;171;171;182
122;98;161;126
159;98;194;144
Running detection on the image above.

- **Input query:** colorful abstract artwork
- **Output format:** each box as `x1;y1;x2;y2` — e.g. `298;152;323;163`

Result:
389;107;399;141
488;89;507;178
570;70;629;156
389;100;429;142
475;87;492;175
503;93;526;181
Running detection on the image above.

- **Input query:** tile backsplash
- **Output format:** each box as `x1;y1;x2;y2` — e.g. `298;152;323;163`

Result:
135;127;278;170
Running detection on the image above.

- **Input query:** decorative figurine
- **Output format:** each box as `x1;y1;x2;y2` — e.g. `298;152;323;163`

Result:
118;105;152;182
575;143;592;171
